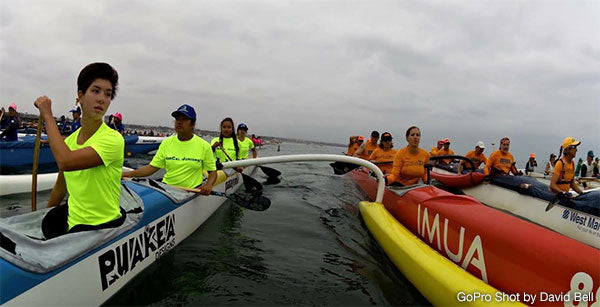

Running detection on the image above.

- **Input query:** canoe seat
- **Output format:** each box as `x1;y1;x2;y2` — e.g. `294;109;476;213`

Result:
0;183;144;274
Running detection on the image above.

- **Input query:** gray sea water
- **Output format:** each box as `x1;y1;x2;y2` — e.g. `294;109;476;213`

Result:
0;142;429;306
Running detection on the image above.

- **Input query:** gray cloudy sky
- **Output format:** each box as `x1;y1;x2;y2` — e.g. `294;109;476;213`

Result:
1;0;599;162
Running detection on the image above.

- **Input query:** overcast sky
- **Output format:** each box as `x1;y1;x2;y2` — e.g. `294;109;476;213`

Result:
1;0;598;163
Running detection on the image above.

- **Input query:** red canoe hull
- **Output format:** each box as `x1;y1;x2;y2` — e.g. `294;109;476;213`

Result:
430;169;485;187
349;170;599;305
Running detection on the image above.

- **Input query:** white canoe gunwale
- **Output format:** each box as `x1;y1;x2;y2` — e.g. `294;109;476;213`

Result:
432;167;599;249
1;166;255;306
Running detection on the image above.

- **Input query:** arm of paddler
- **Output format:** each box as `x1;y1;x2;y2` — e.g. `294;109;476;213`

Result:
251;147;257;158
549;172;563;194
352;142;366;157
35;96;104;171
47;171;66;208
122;164;160;178
211;141;221;152
510;162;522;176
457;160;465;173
197;171;218;195
570;180;584;195
386;152;403;185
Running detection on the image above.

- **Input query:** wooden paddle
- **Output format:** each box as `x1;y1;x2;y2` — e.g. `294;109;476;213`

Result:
31;114;44;212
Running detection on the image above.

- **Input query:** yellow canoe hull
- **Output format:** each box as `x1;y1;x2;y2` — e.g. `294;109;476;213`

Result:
359;201;522;306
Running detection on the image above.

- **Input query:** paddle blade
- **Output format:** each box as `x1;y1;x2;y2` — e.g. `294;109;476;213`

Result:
545;192;564;212
226;193;271;211
259;165;281;178
330;162;359;175
242;173;263;193
265;176;281;185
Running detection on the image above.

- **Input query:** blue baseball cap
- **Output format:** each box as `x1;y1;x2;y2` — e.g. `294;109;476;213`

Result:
70;106;81;113
237;123;248;130
589;150;594;157
171;104;196;120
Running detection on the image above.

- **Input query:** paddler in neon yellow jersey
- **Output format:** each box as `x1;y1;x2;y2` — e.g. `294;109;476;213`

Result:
236;123;257;159
35;62;125;240
122;104;217;191
211;117;240;163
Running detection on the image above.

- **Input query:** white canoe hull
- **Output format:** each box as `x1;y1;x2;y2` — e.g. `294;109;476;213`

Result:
462;184;599;249
433;167;599;248
0;173;58;196
5;166;255;306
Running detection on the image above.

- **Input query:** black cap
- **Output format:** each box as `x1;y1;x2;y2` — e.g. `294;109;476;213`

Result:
381;132;392;141
371;131;379;138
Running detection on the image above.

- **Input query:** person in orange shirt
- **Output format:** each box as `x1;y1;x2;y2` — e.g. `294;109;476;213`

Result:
524;153;538;175
346;136;363;156
458;141;487;173
354;130;379;160
368;132;397;175
484;137;522;182
550;137;585;195
430;139;443;156
386;126;430;186
435;138;455;165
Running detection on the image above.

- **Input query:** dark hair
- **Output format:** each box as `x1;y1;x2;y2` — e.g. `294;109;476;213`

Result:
500;137;510;144
378;141;393;149
371;131;379;138
77;62;119;99
219;117;239;160
405;126;420;138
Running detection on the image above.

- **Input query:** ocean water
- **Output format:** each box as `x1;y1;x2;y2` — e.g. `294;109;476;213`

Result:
0;142;429;306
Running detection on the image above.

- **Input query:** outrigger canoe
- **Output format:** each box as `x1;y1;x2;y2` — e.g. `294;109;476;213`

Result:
432;167;600;249
0;166;255;305
0;172;58;196
0;135;163;173
349;168;600;306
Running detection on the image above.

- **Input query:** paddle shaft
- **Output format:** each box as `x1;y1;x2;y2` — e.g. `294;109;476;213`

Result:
32;114;44;212
218;144;234;162
579;177;600;182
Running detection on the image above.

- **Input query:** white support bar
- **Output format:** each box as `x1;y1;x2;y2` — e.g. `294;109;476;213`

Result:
222;154;385;203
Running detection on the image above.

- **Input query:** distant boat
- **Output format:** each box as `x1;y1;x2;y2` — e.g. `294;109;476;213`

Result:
0;136;164;174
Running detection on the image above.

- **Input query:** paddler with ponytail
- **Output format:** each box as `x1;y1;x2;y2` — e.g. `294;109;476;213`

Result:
353;130;379;160
386;126;430;186
211;118;241;171
36;62;125;239
122;104;217;192
549;137;585;196
368;132;397;175
549;137;599;216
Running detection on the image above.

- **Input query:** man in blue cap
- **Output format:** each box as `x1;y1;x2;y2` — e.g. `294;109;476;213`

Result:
236;123;257;159
70;106;81;133
122;104;217;193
